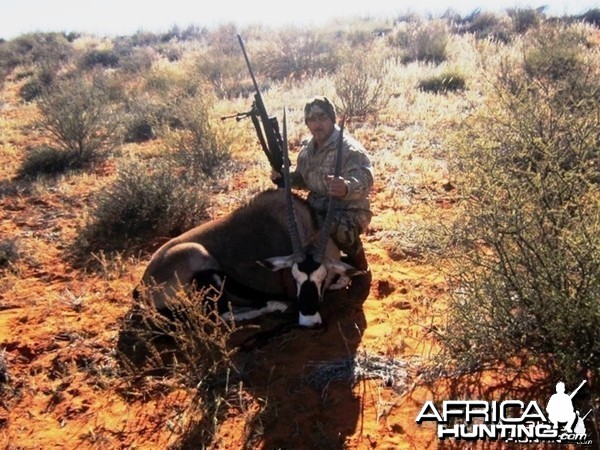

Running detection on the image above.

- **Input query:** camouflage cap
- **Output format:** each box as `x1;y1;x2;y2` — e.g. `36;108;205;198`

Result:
304;96;336;123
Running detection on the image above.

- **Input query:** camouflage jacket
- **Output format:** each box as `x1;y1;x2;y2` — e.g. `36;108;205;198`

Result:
290;125;373;219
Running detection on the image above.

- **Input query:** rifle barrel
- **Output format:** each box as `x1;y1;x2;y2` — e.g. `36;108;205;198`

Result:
237;34;262;100
237;33;283;174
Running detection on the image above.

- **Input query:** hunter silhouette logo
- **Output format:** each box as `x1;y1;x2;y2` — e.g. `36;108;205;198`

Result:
416;379;593;445
546;381;585;432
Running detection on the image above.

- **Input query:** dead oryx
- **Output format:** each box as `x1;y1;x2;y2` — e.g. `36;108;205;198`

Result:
134;115;362;327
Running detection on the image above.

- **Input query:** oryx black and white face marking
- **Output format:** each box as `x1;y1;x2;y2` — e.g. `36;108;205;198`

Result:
258;252;327;327
292;255;328;327
259;251;362;327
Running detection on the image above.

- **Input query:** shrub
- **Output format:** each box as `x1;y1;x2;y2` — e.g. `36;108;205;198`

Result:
334;46;389;118
160;92;232;177
507;7;544;34
0;238;20;271
77;160;210;253
192;23;251;99
523;25;586;82
127;68;230;162
436;23;600;424
258;28;340;81
418;70;466;94
117;286;241;447
123;117;155;143
18;66;55;102
0;32;73;73
194;47;250;99
455;10;513;43
16;146;94;179
115;46;157;75
122;94;158;143
79;48;120;69
391;20;449;64
35;72;124;160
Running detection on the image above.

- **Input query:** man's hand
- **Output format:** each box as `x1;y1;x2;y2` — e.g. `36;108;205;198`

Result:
326;175;348;198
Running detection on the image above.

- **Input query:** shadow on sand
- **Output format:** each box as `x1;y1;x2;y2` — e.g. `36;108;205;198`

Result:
116;277;371;449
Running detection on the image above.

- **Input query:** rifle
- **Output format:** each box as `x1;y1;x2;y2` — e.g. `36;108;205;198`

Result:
222;34;284;175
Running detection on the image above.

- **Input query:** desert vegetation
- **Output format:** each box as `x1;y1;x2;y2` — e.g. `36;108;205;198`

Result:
1;7;599;449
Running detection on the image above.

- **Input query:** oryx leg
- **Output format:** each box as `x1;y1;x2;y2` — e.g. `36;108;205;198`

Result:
220;301;289;322
215;275;292;320
140;242;221;311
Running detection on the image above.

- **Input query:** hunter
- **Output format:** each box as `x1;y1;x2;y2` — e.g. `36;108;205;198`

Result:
274;96;373;280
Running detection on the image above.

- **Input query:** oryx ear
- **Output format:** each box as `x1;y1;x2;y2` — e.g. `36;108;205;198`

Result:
257;254;296;272
327;259;364;278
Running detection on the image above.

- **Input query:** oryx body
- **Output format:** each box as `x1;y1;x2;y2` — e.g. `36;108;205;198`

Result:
136;109;361;327
136;189;359;326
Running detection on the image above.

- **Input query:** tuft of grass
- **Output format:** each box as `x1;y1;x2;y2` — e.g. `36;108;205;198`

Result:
418;70;466;94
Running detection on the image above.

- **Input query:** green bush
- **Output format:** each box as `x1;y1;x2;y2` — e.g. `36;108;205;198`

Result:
165;94;232;177
77;161;210;253
436;24;600;422
36;72;124;160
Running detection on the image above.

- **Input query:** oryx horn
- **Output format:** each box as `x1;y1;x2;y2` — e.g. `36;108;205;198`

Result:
282;108;304;262
315;116;346;262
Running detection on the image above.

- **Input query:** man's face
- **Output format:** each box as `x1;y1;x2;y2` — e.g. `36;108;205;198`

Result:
305;108;335;146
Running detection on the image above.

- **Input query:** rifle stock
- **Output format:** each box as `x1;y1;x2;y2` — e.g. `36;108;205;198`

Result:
237;34;284;174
